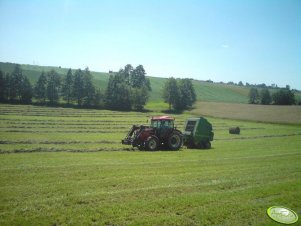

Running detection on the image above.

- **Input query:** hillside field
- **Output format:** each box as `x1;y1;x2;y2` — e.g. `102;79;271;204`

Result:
0;104;300;225
2;62;300;106
192;101;301;124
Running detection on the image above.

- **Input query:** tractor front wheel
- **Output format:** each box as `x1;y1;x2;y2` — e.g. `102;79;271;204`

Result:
146;136;159;151
168;132;183;150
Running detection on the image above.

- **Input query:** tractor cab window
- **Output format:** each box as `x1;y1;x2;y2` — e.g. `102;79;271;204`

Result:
160;120;174;129
151;120;174;129
151;120;160;128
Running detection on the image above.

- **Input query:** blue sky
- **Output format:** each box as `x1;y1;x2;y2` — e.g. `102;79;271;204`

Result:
0;0;300;89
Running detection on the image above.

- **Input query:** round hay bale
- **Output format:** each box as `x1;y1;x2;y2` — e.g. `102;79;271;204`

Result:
229;127;240;134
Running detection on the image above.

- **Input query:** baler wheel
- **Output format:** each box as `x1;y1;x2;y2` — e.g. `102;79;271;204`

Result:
205;141;211;149
168;132;183;150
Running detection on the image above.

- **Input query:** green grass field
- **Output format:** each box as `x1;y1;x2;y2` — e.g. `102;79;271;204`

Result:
0;104;300;225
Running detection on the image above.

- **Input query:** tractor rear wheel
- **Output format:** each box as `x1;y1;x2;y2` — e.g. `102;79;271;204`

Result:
168;132;183;150
146;136;159;151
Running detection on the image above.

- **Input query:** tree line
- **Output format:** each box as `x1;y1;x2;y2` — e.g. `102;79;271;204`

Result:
3;64;297;110
0;65;102;107
248;87;297;105
0;65;33;104
0;64;153;110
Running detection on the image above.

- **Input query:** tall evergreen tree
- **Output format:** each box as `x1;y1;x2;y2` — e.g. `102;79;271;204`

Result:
72;69;85;105
46;70;61;104
3;73;10;101
34;72;47;102
104;75;115;109
0;70;5;102
10;64;24;101
20;76;33;103
82;67;95;106
62;69;73;104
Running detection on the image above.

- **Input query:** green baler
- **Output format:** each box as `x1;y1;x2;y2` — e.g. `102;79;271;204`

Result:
183;117;214;149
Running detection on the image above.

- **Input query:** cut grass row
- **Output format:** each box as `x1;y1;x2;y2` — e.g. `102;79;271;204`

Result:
1;134;300;154
1;104;300;155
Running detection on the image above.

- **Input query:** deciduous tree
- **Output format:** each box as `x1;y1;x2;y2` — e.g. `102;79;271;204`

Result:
105;73;132;110
162;77;180;110
260;88;271;105
131;87;149;111
272;89;295;105
176;79;196;110
248;88;259;104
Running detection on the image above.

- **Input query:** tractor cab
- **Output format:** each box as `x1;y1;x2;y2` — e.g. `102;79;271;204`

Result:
150;116;175;139
150;116;175;129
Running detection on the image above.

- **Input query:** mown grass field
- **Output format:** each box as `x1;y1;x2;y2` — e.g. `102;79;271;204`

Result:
0;104;300;225
192;101;301;124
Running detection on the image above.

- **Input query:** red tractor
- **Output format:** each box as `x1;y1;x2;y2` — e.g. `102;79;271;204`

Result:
122;116;183;151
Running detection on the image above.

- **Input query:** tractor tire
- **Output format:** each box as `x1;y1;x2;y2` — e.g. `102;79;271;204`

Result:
138;145;145;151
168;132;183;150
196;142;205;149
145;136;159;151
186;142;195;149
205;141;211;149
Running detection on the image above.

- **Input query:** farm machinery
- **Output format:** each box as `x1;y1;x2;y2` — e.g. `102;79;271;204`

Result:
122;116;214;151
122;116;183;151
182;117;214;149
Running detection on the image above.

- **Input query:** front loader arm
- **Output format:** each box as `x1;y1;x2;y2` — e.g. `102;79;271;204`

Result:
122;125;139;145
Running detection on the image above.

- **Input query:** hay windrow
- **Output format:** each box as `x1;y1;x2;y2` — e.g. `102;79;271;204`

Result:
215;133;301;140
0;140;119;145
